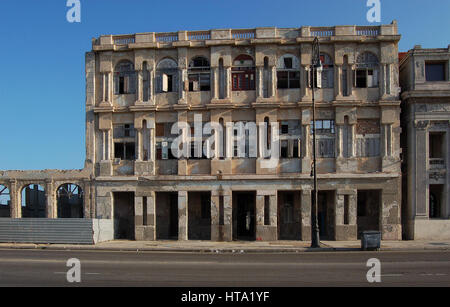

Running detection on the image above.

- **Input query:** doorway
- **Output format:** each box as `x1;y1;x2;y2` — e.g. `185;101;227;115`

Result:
233;192;256;241
357;190;381;238
318;191;335;240
113;192;135;240
156;192;179;240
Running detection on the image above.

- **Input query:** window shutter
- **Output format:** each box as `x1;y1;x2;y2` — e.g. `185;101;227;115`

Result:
114;74;120;94
162;74;168;92
353;69;357;87
155;75;162;93
173;73;179;92
162;141;169;160
316;67;322;89
124;76;129;93
373;69;379;87
129;73;136;94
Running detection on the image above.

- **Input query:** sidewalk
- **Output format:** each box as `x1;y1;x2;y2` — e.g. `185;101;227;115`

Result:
1;240;450;253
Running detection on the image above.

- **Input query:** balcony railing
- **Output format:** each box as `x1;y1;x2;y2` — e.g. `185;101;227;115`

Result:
310;27;335;37
430;158;445;169
113;35;135;45
100;23;396;47
188;31;211;41
156;33;179;42
356;27;380;36
231;30;255;39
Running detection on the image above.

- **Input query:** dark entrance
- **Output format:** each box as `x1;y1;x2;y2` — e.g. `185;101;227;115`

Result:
156;192;178;240
113;192;135;240
357;190;381;239
233;192;256;241
188;191;211;240
318;191;335;240
278;191;301;240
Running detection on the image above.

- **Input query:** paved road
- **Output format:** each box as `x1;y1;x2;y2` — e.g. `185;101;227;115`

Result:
0;249;449;287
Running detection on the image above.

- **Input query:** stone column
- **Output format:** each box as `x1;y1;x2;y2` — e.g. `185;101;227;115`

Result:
178;69;187;104
255;191;277;241
225;122;233;159
348;65;354;97
137;69;143;102
134;194;156;241
178;191;188;241
9;180;19;218
335;64;343;99
46;180;56;219
108;72;113;104
102;73;107;102
301;189;311;241
225;67;231;99
212;67;219;99
150;127;155;162
334;190;357;241
149;69;155;104
271;66;277;98
301;65;310;101
211;189;232;241
136;128;143;161
349;124;356;158
415;121;429;216
301;121;312;174
257;66;263;98
336;124;344;158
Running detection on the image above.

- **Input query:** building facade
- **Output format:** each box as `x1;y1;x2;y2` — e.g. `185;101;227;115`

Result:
0;22;402;242
400;45;450;240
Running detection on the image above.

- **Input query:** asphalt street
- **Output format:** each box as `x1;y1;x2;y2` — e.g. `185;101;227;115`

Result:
0;249;449;287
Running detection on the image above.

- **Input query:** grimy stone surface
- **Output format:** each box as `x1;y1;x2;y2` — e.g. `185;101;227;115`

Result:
400;45;450;240
0;22;407;242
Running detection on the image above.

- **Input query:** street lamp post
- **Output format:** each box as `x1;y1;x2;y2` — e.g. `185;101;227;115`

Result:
310;37;321;248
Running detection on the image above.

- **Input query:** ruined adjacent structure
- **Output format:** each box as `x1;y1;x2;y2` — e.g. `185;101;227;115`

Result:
0;21;403;243
400;45;450;240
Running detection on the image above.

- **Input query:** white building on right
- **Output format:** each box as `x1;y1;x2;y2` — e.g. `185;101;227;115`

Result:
400;45;450;240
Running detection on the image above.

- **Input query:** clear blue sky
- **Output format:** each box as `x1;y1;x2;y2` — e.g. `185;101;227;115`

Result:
0;0;448;170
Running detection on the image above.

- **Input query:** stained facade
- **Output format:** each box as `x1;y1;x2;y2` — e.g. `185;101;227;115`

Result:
0;22;403;242
400;45;450;240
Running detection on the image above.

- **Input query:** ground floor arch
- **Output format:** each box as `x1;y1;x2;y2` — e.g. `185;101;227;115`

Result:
57;183;84;218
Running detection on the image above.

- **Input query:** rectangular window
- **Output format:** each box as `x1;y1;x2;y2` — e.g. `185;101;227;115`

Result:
280;140;288;158
114;142;135;160
355;68;378;88
426;62;446;81
189;73;211;91
429;133;444;159
278;71;300;89
311;120;335;134
232;72;255;91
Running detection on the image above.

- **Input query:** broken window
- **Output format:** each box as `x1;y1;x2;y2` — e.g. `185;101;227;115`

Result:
277;54;300;89
156;58;178;93
155;122;177;160
278;120;302;159
311;120;335;158
188;57;210;91
21;184;46;218
114;61;136;94
356;119;381;157
320;53;334;88
57;184;83;218
114;124;136;160
354;52;379;88
0;185;11;217
232;54;255;91
426;62;446;81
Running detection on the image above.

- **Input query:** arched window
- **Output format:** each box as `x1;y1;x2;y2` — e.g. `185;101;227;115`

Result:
156;58;178;93
277;54;300;89
232;54;255;91
57;184;83;218
21;184;46;218
355;52;379;88
0;185;11;217
188;57;210;92
320;53;334;88
114;61;136;95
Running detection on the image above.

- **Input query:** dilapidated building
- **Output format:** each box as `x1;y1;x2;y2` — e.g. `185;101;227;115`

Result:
400;45;450;240
0;21;403;243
